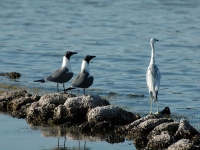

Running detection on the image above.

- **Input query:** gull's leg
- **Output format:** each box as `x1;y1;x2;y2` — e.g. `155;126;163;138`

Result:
83;89;86;95
78;89;79;97
57;83;59;92
63;84;66;93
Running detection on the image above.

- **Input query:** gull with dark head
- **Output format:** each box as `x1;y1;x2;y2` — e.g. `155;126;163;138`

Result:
34;51;77;92
64;55;96;95
146;38;161;114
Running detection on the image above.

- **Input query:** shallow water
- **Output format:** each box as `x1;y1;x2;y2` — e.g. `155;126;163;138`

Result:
0;0;200;149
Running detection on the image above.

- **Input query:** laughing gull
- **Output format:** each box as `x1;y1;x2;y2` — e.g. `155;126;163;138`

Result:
64;55;96;95
146;38;161;114
34;51;77;92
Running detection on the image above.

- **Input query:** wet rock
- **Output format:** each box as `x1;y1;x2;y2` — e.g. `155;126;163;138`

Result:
135;118;174;135
26;101;56;125
87;105;139;125
64;95;110;123
79;121;114;133
192;133;200;145
148;122;179;139
105;134;125;144
8;94;40;118
167;139;194;150
122;113;164;133
147;131;175;149
0;90;27;111
52;105;69;124
39;92;76;105
0;72;21;79
174;118;199;140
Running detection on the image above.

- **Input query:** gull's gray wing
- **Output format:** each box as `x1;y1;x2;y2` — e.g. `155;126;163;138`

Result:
71;72;93;88
46;67;73;84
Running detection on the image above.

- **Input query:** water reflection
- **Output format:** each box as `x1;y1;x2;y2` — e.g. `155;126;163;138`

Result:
29;125;128;150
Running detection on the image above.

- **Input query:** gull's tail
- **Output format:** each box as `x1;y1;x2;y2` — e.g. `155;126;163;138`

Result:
63;87;76;92
33;79;45;83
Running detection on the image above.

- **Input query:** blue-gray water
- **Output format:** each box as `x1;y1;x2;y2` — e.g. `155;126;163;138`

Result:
0;0;200;149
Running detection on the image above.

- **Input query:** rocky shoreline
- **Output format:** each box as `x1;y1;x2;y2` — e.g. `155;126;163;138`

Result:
0;90;199;149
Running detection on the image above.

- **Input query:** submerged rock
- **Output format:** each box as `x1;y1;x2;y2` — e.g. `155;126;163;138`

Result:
0;72;21;79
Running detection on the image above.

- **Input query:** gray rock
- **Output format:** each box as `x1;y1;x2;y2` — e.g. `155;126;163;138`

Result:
147;131;175;149
175;118;199;140
8;94;40;118
87;105;139;125
0;90;27;111
26;101;56;125
167;139;194;150
124;113;165;132
148;122;179;139
53;105;69;124
132;118;174;136
39;92;76;105
63;95;110;122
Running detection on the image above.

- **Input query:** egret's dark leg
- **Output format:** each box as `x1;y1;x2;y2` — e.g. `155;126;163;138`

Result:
150;92;153;114
57;84;59;92
156;91;159;112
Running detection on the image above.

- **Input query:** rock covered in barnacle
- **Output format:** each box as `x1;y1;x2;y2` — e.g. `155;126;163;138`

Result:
62;95;110;122
0;90;40;118
148;122;179;139
174;118;199;140
147;131;175;149
52;105;69;124
87;105;139;125
39;92;76;105
0;72;21;79
26;101;56;125
167;139;194;150
0;90;27;111
131;117;174;135
123;114;161;132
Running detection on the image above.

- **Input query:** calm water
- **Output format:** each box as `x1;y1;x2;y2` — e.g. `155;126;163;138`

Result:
0;0;200;149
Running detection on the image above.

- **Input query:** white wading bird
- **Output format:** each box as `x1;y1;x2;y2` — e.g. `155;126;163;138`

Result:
146;38;161;114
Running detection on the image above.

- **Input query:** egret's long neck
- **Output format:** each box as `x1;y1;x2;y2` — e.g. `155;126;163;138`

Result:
62;56;72;72
150;42;155;65
81;60;90;74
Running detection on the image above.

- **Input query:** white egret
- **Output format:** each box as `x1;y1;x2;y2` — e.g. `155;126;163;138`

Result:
146;38;161;114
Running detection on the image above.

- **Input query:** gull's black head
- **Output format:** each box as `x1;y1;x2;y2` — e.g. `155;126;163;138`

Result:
84;55;96;64
65;51;77;59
